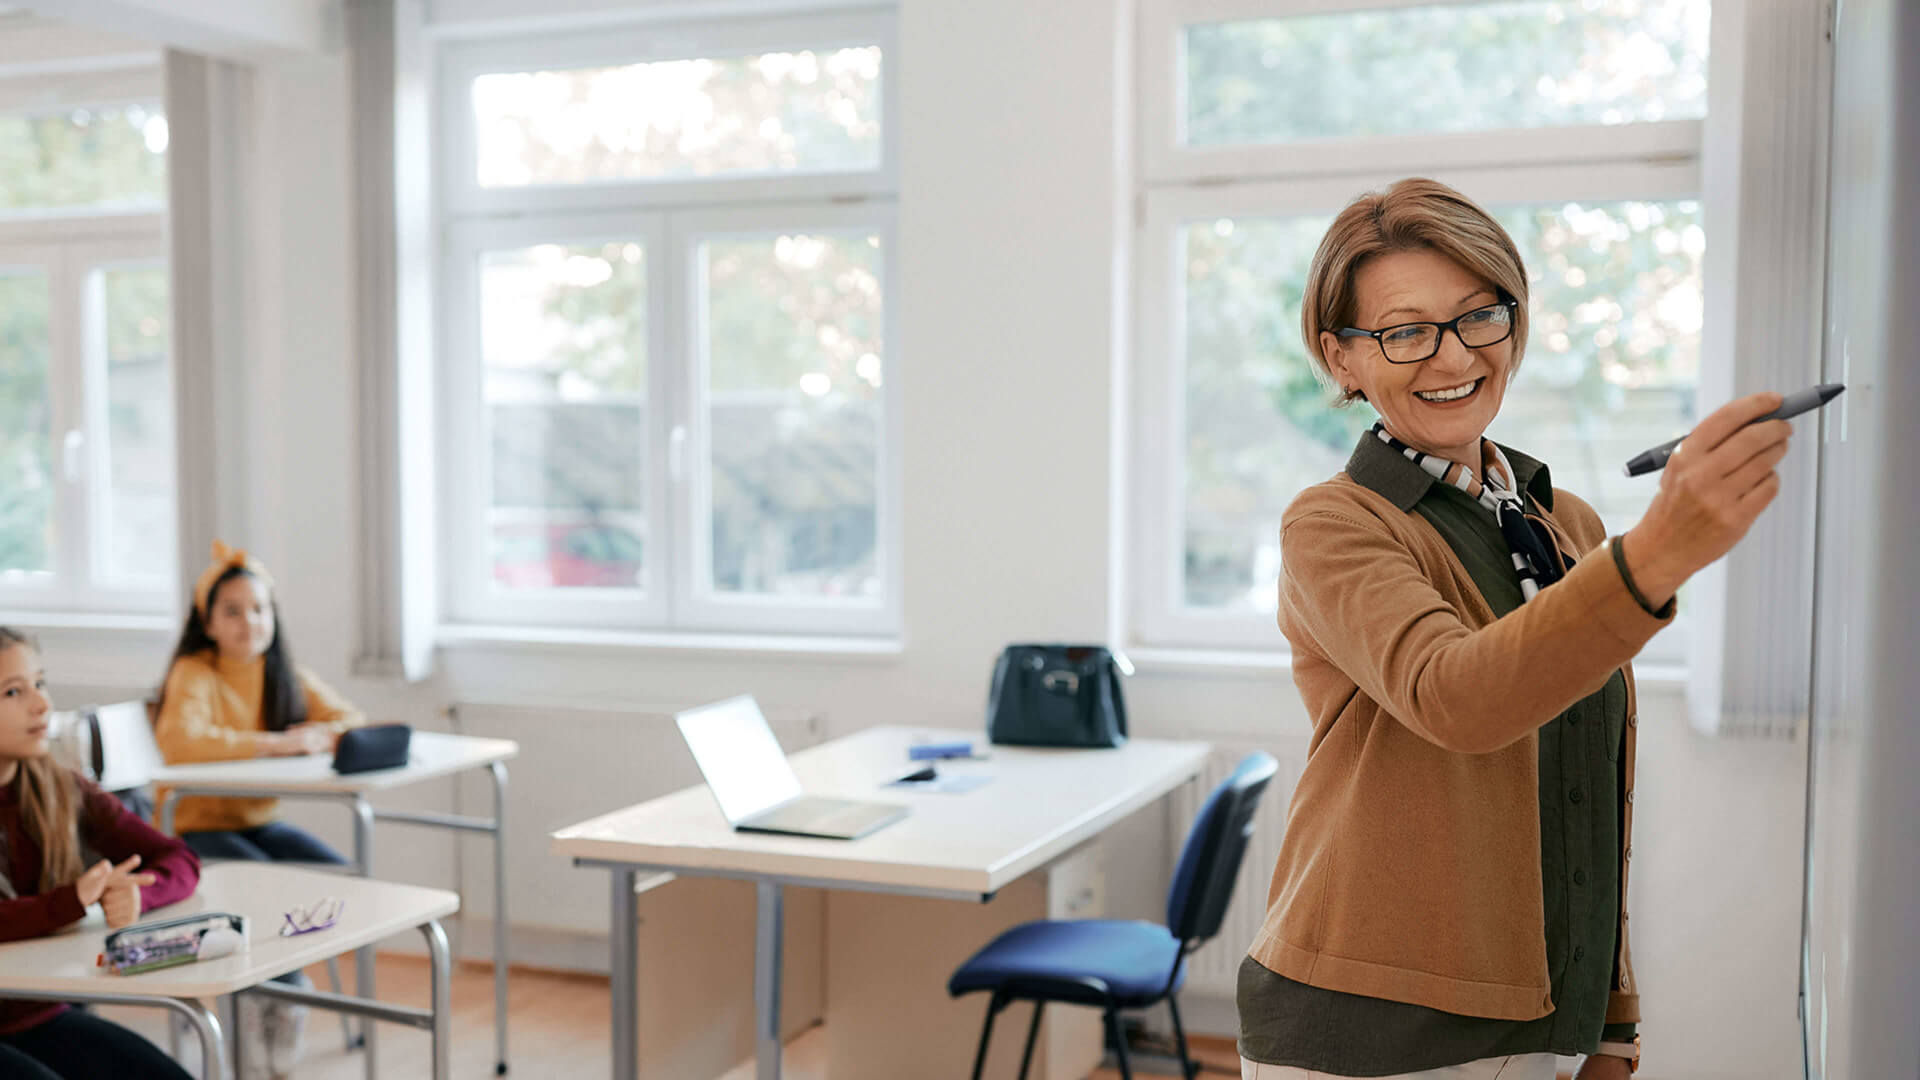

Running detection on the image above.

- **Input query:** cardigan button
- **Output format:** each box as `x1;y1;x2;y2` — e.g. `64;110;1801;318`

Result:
1574;868;1588;885
1569;787;1585;805
1574;946;1587;962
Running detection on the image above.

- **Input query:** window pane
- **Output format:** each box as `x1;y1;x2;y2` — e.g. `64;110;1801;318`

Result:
473;47;883;188
1485;201;1703;527
703;231;882;600
0;272;53;580
480;242;647;591
97;264;174;586
1183;0;1709;145
1182;215;1342;612
1179;199;1703;617
0;103;167;212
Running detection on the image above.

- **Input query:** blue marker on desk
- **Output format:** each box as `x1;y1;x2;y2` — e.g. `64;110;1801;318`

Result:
909;740;977;761
1623;383;1844;477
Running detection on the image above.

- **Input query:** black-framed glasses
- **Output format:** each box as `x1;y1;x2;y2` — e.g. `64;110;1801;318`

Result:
1337;298;1518;364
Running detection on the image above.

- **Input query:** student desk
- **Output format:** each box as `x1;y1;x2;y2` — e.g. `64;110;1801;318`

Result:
151;731;518;1077
0;862;458;1080
552;725;1210;1080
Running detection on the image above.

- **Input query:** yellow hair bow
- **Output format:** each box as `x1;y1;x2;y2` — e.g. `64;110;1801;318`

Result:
193;540;275;619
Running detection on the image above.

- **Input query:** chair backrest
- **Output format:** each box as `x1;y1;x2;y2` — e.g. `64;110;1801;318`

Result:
47;701;165;791
44;710;96;778
1164;751;1279;946
91;700;166;792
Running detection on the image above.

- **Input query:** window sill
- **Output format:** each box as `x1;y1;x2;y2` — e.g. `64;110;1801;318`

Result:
0;611;175;635
436;623;905;662
1126;647;1292;679
1126;646;1691;687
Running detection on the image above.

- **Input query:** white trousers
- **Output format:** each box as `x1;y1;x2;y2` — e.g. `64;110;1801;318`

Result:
1240;1052;1558;1080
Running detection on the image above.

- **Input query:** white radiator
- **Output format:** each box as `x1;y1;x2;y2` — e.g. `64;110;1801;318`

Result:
442;700;826;937
1167;740;1306;998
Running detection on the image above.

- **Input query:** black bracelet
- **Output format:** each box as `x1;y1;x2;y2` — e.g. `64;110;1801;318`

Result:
1610;534;1674;618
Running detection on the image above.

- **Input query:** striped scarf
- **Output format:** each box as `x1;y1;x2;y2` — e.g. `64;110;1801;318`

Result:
1371;423;1567;602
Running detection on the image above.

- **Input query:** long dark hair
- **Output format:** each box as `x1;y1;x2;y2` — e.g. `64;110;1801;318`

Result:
156;566;308;733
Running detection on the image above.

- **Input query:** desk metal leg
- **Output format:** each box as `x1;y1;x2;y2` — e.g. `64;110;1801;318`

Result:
754;880;784;1080
609;868;638;1080
351;794;379;1080
172;997;226;1080
226;994;243;1079
489;760;511;1075
422;918;453;1080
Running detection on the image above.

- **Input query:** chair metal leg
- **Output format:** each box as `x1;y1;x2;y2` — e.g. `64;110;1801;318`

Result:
969;992;1008;1080
1166;994;1196;1080
1016;1001;1045;1080
327;957;357;1048
1104;1008;1133;1080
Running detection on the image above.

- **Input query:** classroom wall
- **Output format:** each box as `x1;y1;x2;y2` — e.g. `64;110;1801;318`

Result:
35;1;1811;1076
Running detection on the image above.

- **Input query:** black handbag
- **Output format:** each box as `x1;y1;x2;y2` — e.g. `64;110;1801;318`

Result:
331;724;413;774
986;645;1133;749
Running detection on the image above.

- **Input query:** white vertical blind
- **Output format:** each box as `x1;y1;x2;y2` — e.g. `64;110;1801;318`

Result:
348;0;439;681
166;49;255;608
1688;0;1832;736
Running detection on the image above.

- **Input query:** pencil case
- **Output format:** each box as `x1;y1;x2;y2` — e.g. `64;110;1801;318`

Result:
101;912;248;975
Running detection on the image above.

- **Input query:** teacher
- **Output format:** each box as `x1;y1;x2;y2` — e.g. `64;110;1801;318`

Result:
1237;178;1790;1080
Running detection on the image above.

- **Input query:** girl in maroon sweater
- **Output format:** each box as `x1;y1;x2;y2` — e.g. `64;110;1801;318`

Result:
0;627;200;1080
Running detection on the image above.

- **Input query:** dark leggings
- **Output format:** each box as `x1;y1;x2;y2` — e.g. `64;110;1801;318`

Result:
181;821;348;866
0;1008;193;1080
185;822;348;986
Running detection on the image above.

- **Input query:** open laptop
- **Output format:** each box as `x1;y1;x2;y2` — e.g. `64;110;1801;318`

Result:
676;696;908;840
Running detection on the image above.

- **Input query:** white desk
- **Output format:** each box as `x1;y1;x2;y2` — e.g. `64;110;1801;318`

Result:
151;731;519;1077
0;862;459;1080
552;726;1210;1080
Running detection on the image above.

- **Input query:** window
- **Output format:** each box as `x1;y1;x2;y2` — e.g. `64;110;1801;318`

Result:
0;93;173;614
1134;0;1707;660
439;13;898;636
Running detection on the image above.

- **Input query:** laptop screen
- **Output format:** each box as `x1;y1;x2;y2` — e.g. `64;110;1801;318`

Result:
675;696;804;824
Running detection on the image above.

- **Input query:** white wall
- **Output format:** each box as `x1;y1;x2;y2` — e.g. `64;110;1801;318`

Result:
32;1;1811;1076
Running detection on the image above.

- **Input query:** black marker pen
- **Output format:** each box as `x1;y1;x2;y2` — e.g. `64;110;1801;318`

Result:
1624;383;1845;477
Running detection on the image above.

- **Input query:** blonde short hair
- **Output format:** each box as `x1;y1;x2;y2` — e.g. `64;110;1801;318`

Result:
1301;178;1530;406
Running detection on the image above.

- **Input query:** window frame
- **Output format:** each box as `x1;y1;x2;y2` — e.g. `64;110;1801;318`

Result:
1130;0;1712;661
1140;0;1707;186
440;210;674;630
436;12;902;639
673;202;900;636
0;215;171;617
436;10;899;218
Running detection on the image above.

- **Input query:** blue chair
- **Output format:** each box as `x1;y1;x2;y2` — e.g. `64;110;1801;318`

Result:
949;751;1279;1080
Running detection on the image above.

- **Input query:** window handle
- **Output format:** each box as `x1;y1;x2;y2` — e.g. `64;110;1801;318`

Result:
61;429;84;484
669;425;687;483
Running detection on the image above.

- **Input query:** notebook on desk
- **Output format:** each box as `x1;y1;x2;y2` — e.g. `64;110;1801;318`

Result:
675;696;909;841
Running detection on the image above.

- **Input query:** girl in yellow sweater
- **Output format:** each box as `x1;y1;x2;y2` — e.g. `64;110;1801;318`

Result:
154;542;365;850
153;541;365;1079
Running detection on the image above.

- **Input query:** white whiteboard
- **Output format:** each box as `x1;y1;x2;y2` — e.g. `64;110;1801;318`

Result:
1800;1;1920;1077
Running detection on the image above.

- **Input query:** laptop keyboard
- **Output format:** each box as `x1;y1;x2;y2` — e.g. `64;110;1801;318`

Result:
753;796;893;834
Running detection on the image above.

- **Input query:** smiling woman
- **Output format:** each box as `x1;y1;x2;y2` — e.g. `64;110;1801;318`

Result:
1324;251;1519;467
1235;178;1795;1080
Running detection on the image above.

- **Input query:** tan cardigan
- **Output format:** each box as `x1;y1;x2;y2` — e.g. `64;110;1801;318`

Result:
1250;471;1670;1024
